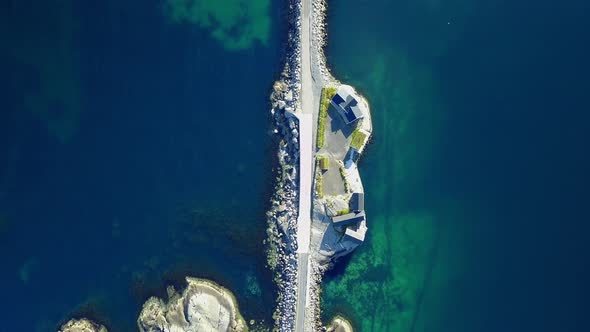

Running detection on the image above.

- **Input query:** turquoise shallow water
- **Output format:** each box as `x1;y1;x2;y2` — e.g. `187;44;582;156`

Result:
322;0;590;331
0;0;282;330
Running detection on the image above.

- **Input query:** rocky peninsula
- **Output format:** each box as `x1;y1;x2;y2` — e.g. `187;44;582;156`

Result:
58;0;369;331
266;0;372;330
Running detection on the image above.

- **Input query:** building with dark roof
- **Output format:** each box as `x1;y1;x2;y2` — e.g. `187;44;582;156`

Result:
350;192;365;213
330;88;364;125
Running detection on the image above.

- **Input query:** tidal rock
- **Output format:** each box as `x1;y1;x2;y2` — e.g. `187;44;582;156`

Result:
58;319;107;332
327;315;354;332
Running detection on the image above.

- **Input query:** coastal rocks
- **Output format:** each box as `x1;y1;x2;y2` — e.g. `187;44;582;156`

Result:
305;260;329;332
310;0;336;85
137;277;247;332
265;2;305;329
326;316;354;332
58;319;107;332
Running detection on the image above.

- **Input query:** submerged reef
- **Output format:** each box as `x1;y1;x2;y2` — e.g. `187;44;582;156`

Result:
163;0;271;50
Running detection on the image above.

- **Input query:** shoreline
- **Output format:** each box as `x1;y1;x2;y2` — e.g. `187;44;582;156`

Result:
58;278;248;332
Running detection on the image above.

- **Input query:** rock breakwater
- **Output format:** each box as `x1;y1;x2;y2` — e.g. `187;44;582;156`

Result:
267;0;370;331
265;1;305;331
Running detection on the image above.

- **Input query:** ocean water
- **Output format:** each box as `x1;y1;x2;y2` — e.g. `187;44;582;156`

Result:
322;0;590;331
0;0;283;330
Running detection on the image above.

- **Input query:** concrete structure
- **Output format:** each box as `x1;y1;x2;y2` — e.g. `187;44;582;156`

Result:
331;211;365;227
295;113;313;254
350;192;364;212
344;227;366;244
294;112;313;332
330;87;364;125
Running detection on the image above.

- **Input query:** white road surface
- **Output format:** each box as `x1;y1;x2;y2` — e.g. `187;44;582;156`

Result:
294;0;315;331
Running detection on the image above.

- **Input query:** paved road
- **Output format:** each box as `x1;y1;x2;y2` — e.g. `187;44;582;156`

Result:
300;0;313;117
294;109;312;332
295;0;314;331
295;253;310;332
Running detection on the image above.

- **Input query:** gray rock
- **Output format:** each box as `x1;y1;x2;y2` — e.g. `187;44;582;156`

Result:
58;319;107;332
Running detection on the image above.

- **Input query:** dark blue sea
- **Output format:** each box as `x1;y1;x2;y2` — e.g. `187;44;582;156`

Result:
0;0;284;330
322;0;590;331
1;0;590;332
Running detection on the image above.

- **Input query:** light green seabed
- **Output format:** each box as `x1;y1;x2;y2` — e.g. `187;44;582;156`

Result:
323;47;473;332
164;0;271;50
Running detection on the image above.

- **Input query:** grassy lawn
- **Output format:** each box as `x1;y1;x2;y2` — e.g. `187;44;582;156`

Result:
337;208;350;216
315;172;324;198
350;127;368;151
317;86;338;149
339;164;351;193
316;155;330;197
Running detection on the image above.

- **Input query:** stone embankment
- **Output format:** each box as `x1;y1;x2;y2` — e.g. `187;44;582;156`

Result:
265;1;304;331
310;0;337;86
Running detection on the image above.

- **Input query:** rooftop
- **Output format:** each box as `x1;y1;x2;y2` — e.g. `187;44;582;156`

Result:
344;227;366;243
350;192;364;212
330;87;364;125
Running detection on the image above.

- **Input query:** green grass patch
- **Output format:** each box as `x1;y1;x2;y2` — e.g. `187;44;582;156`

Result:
350;127;368;151
339;164;351;193
317;86;338;149
336;208;350;216
315;172;324;198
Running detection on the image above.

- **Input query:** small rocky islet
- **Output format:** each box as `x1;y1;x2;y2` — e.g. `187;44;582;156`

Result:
59;278;247;332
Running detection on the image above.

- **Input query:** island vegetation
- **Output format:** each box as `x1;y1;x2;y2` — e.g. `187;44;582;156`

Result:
317;86;337;149
315;170;324;198
350;127;368;151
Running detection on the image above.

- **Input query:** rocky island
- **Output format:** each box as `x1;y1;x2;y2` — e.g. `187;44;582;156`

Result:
58;319;108;332
59;278;248;332
137;277;247;332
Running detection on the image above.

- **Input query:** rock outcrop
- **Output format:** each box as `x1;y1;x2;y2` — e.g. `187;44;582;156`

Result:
137;277;247;332
59;319;108;332
326;316;354;332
